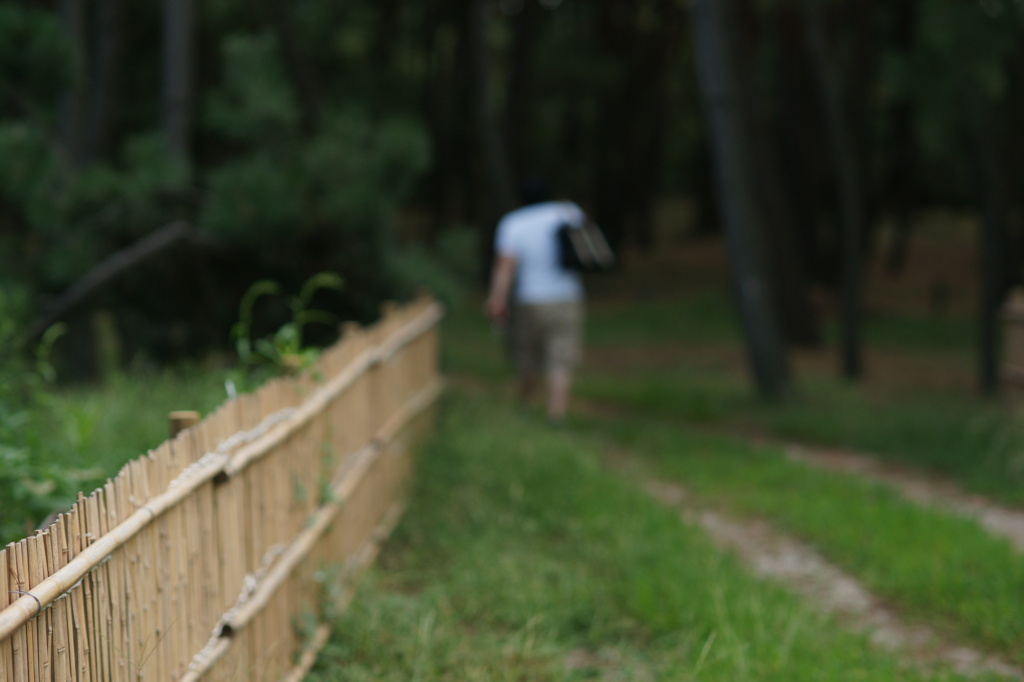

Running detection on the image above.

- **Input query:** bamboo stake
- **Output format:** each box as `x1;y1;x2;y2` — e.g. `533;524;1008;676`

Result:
168;503;186;680
121;465;141;680
11;543;26;682
91;493;110;682
102;480;126;682
49;523;69;682
0;546;10;680
27;535;44;682
176;454;194;676
70;499;93;682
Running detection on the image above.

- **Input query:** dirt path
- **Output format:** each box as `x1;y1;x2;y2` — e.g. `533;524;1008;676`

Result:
644;476;1022;679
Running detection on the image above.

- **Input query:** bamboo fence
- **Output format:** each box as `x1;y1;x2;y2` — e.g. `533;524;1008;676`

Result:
0;295;444;682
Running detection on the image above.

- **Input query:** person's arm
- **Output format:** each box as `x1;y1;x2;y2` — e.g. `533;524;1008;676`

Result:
485;254;517;322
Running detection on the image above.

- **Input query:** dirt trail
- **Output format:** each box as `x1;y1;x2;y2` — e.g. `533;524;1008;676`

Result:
636;472;1024;680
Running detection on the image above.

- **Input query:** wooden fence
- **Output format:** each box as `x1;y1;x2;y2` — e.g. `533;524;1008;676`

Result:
0;296;444;682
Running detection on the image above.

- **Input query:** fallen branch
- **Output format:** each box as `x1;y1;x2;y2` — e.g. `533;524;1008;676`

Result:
21;220;221;345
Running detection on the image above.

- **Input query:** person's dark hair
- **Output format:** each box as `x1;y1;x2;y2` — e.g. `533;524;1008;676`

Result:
518;175;551;206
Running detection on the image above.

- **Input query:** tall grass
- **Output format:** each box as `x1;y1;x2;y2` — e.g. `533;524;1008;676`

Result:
0;364;226;543
42;365;229;474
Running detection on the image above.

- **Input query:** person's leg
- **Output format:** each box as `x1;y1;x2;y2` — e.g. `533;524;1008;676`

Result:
546;367;572;422
542;300;582;423
512;304;542;411
517;372;540;410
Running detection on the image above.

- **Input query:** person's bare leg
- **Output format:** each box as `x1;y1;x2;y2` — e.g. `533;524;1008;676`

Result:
517;373;539;410
547;368;572;422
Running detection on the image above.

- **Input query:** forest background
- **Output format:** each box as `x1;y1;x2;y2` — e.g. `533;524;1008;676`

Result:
2;0;1024;535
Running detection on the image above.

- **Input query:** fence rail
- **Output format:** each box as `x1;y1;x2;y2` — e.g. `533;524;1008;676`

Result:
0;296;443;681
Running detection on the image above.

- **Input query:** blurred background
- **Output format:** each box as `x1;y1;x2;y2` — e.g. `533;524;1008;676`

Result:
0;0;1022;398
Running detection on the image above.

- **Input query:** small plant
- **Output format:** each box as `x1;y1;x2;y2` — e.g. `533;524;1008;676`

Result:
229;272;344;388
0;295;100;542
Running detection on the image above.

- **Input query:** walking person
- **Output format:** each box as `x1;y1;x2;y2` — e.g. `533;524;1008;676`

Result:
485;178;588;423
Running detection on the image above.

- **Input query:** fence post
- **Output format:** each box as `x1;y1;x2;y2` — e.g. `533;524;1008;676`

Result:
169;410;200;438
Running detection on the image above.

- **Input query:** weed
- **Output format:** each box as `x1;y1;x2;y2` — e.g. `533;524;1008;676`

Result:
230;272;344;388
0;293;99;541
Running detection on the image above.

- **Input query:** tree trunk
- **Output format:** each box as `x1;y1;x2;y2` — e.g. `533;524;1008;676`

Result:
884;0;919;275
470;0;516;218
750;6;822;348
804;4;865;380
504;0;543;183
371;0;403;71
57;0;89;172
266;0;320;136
965;89;1011;397
690;0;791;400
85;0;123;163
592;4;674;252
22;222;220;345
162;0;196;157
429;0;479;230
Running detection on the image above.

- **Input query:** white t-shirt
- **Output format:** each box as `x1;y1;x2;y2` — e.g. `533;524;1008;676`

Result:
494;200;585;304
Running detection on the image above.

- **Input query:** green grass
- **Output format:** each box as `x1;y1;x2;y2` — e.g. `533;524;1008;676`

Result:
859;313;975;353
591;415;1024;664
584;290;742;348
0;363;228;543
40;365;228;475
575;370;1024;504
307;392;994;681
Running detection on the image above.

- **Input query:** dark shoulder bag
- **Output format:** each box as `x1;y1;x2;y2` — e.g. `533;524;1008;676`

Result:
557;220;616;272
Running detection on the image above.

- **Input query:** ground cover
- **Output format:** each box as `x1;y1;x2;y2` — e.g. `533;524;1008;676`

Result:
0;363;227;543
308;392;989;681
41;365;229;472
589;414;1024;667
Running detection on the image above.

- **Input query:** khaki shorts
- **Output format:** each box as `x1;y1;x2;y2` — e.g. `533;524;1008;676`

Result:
511;300;583;376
